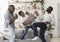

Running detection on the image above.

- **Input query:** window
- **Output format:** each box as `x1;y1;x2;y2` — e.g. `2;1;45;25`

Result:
0;0;8;32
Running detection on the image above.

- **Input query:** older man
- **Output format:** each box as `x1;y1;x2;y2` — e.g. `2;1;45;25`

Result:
4;5;18;42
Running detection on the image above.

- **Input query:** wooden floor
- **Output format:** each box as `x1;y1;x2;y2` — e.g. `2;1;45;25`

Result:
51;38;60;42
4;38;60;42
0;37;60;42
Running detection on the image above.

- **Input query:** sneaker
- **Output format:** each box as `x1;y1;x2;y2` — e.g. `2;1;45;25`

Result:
32;36;39;40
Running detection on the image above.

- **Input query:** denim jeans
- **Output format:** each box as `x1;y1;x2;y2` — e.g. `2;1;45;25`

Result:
33;22;47;42
21;25;38;40
21;22;47;42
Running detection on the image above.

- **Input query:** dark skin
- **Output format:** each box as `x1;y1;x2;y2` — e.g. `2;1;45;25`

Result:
19;12;25;17
8;6;18;24
46;7;53;14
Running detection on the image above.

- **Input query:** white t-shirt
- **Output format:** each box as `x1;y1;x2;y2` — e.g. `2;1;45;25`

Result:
15;15;29;28
43;13;55;25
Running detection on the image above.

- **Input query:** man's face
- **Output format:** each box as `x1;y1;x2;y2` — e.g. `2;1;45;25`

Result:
46;7;52;14
20;12;25;17
9;6;15;13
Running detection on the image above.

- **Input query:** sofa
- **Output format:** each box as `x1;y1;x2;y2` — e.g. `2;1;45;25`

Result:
2;27;51;42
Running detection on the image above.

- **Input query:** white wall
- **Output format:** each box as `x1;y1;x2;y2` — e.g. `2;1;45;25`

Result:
57;0;60;37
57;3;60;37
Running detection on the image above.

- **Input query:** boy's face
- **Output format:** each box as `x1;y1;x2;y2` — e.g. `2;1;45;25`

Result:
20;12;25;17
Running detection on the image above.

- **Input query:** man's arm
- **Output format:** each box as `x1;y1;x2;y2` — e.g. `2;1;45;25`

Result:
9;14;18;24
5;14;18;25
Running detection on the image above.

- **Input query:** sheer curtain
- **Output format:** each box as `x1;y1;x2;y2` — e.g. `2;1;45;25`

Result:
0;0;8;32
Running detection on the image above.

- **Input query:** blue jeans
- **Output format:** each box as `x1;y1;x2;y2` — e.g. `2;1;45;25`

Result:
33;22;47;42
21;25;38;40
21;22;47;42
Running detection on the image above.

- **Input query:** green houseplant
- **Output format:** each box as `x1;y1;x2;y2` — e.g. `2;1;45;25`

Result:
33;0;45;14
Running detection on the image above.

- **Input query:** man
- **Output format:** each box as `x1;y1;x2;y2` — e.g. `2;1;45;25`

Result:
32;6;53;42
4;5;18;42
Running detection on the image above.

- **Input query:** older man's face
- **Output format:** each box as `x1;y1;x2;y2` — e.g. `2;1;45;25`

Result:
9;6;15;13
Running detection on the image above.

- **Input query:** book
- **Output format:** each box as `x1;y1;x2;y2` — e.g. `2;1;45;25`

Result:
23;14;36;26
